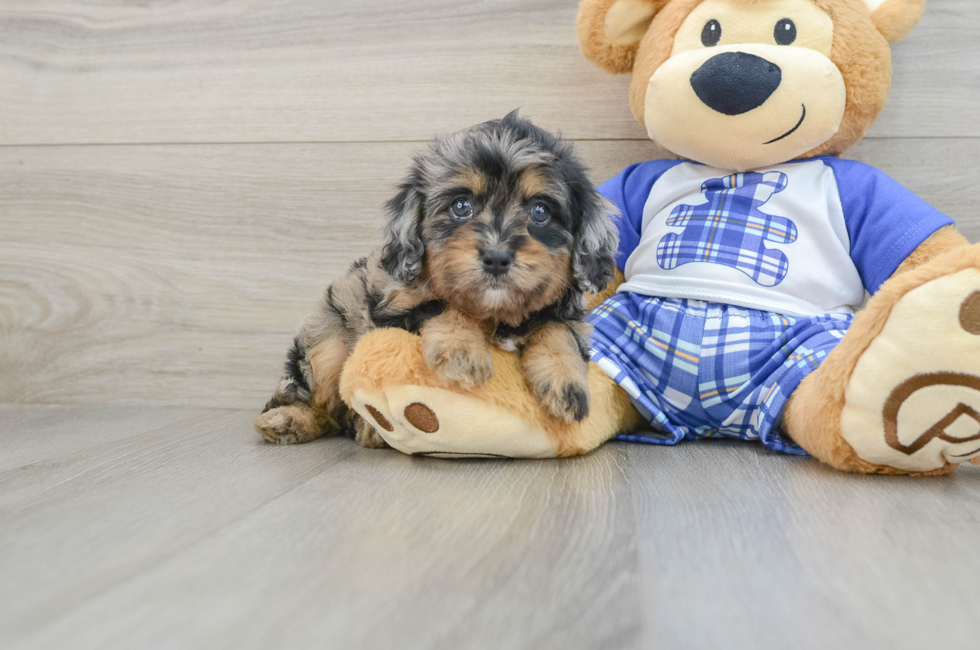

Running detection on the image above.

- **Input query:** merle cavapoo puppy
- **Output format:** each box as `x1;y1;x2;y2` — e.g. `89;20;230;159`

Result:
255;112;619;448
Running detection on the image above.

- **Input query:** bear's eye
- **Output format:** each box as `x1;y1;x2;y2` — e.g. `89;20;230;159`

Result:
450;197;473;220
775;18;797;45
529;203;551;226
701;19;722;47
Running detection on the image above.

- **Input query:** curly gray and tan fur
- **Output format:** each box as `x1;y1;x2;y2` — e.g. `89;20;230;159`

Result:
255;112;619;448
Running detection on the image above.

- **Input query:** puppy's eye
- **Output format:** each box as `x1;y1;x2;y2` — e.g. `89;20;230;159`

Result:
529;203;551;226
701;19;721;47
450;197;473;220
775;18;797;45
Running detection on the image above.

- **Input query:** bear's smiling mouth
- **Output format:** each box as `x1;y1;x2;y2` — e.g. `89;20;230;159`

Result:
763;104;807;145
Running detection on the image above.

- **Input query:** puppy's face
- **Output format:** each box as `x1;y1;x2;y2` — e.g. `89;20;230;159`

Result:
381;113;618;325
422;152;580;324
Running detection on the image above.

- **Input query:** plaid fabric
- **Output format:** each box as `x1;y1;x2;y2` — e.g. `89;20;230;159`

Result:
587;293;853;454
656;171;798;287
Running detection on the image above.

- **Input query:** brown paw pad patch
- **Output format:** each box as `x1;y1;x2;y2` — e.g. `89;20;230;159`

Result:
364;405;394;432
404;402;439;433
960;291;980;335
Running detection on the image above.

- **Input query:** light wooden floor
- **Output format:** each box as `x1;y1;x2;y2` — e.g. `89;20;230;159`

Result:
3;1;980;648
1;405;978;650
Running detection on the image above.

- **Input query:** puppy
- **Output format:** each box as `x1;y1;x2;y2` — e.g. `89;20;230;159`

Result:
254;112;618;448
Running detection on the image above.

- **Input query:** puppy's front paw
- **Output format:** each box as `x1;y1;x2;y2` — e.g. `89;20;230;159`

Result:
533;380;590;423
423;339;494;389
521;322;592;423
254;405;322;444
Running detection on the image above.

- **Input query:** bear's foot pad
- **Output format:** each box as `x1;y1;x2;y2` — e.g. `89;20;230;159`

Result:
349;385;558;459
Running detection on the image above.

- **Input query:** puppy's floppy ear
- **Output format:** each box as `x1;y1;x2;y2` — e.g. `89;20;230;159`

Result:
380;169;426;283
577;0;669;74
863;0;925;43
572;190;620;295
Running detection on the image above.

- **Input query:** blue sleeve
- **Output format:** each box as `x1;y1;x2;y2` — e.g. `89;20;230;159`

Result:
598;159;684;270
822;157;955;294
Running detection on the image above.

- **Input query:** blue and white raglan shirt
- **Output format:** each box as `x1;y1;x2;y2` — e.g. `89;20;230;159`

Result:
586;157;955;453
600;158;954;317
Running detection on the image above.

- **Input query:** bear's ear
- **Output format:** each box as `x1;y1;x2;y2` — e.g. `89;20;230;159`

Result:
864;0;926;43
577;0;670;74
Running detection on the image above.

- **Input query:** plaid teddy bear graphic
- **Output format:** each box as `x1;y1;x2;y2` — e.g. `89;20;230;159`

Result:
656;171;798;286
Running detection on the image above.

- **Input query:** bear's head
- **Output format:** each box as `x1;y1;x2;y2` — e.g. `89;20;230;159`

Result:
578;0;925;171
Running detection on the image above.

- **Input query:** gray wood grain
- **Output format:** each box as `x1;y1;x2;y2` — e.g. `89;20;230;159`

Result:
627;440;980;650
3;138;979;409
1;406;977;649
0;408;354;643
1;406;639;650
0;404;210;471
0;0;976;145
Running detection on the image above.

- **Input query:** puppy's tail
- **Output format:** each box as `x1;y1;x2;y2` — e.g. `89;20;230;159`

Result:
262;337;313;412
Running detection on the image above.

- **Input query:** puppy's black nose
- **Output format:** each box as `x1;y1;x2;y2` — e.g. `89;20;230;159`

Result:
690;52;782;116
481;249;514;276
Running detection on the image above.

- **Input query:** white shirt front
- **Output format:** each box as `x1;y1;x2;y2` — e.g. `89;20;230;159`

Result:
619;160;864;317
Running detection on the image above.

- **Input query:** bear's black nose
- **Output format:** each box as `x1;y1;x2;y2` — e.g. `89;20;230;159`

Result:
690;52;782;116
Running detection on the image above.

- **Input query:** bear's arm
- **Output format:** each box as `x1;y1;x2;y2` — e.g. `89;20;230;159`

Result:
893;225;969;275
821;157;957;293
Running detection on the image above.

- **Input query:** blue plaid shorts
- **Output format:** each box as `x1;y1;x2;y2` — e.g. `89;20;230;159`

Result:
587;293;854;454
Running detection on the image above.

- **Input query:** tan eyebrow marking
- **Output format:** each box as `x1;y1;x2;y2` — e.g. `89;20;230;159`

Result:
448;166;486;196
517;167;554;199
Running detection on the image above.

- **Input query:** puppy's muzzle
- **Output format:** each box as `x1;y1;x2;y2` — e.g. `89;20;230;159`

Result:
481;249;514;277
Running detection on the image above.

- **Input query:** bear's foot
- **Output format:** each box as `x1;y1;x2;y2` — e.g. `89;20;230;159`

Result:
785;243;980;475
841;265;980;472
348;385;558;458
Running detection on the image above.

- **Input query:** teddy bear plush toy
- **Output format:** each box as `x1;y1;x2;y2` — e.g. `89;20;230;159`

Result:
339;0;980;475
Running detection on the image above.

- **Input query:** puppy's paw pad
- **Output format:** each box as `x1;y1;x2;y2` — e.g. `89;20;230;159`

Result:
561;384;591;422
535;383;590;423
